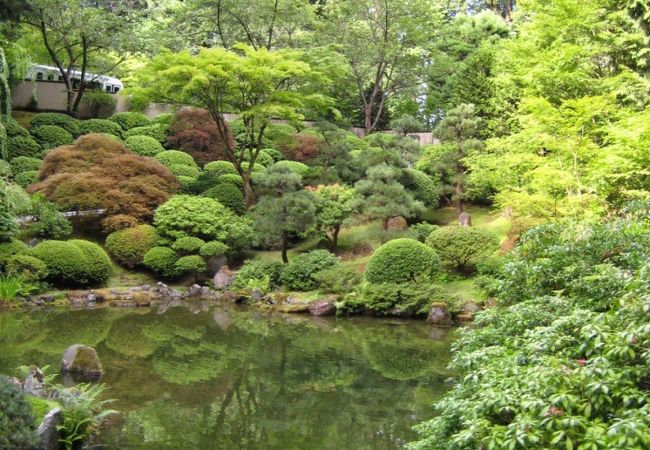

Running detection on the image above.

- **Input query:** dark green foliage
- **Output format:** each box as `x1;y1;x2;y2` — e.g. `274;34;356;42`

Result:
13;170;38;188
31;125;74;150
105;224;160;268
31;113;79;135
411;222;438;243
280;250;339;291
0;208;17;241
0;159;11;178
175;255;207;275
109;112;150;131
203;183;245;214
199;241;228;257
29;197;72;239
80;91;118;118
0;239;27;267
232;259;284;289
172;236;206;254
260;148;284;162
186;173;220;195
7;136;42;158
402;168;441;207
0;122;6;160
4;119;29;138
425;226;499;270
365;238;441;284
6;254;48;282
78;119;123;137
203;160;237;177
10;156;41;175
124;135;164;156
0;376;39;450
123;125;167;143
143;246;179;278
313;265;361;294
217;173;243;187
30;239;112;286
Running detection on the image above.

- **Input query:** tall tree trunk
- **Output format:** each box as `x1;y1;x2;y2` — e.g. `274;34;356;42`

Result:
281;230;289;264
330;224;341;252
455;139;464;217
382;217;390;230
242;175;255;208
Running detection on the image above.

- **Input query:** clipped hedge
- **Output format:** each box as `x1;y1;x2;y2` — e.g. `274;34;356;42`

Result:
281;250;339;291
109;112;150;131
425;226;499;270
172;236;206;254
10;156;41;175
0;239;28;267
124;135;164;156
175;255;207;275
31;125;73;150
365;238;441;284
271;160;310;176
402;168;441;207
0;159;11;178
204;160;237;176
199;241;228;257
105;224;160;268
123;125;167;143
143;246;178;278
30;112;79;135
203;183;245;214
155;150;198;168
6;254;48;283
240;161;265;173
7;136;42;158
5;118;30;138
168;164;200;179
31;239;112;286
217;173;243;187
78;119;123;137
14;170;38;188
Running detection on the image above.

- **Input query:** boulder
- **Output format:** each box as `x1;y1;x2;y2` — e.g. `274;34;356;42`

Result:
285;295;309;305
185;284;203;298
309;297;337;316
458;212;472;227
22;367;45;397
250;288;264;302
426;303;452;326
276;303;310;313
213;266;235;290
37;408;62;450
386;216;408;230
60;344;103;380
352;241;373;256
462;301;482;316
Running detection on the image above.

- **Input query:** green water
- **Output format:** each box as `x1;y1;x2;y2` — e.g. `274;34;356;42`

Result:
0;304;454;450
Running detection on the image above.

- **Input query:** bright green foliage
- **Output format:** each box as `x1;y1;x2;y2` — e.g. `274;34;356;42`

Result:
0;208;17;241
0;159;11;178
152;113;174;126
365;238;441;284
250;150;275;167
271;160;310;176
156;150;198;168
123;125;167;143
13;170;38;188
0;376;39;449
411;217;650;450
204;160;237;176
172;236;206;254
109;112;150;131
6;254;48;283
30;113;79;135
28;196;72;239
7;136;42;158
202;183;245;214
143;246;179;278
105;224;160;268
5;119;29;138
168;164;200;179
426;226;499;270
199;241;228;257
312;184;357;251
10;156;41;175
31;239;111;286
0;239;27;267
280;250;339;291
175;255;207;276
217;173;243;186
411;222;438;243
232;259;285;290
31;125;74;150
312;265;361;295
401;168;441;207
124;135;165;157
240;161;265;173
78;119;123;137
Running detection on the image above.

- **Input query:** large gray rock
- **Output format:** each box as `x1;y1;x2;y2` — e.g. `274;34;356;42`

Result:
38;408;62;450
426;303;452;326
458;212;472;227
309;297;337;317
22;367;45;397
60;344;103;380
185;284;203;298
213;266;235;290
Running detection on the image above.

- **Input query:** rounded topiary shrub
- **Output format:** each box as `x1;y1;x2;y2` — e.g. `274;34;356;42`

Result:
365;238;441;284
281;250;339;291
14;170;38;188
271;160;310;176
260;148;284;163
5;118;30;138
204;160;237;176
240;161;265;173
168;164;200;179
0;239;27;267
30;239;111;286
31;125;73;150
6;254;49;282
203;183;245;214
217;173;243;187
10;156;41;175
199;241;228;257
109;112;150;131
155;150;198;168
124;135;164;156
186;173;220;195
123;125;167;143
175;255;207;275
152;113;174;126
78;119;123;137
105;224;160;268
249;150;274;167
0;160;11;178
7;136;42;158
0;376;39;450
143;246;179;278
172;236;206;254
31;112;79;135
425;226;500;270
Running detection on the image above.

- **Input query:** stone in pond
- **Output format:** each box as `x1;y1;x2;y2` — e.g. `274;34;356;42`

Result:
60;344;103;380
426;303;452;326
309;297;337;316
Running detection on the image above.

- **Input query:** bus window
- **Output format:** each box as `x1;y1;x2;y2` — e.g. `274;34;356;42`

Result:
113;86;120;93
36;72;43;80
105;85;112;92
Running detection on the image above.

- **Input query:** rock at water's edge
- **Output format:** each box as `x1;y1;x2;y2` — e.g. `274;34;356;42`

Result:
60;344;103;380
426;303;452;326
309;297;337;316
38;408;62;450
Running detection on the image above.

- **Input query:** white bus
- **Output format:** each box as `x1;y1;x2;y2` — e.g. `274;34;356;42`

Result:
26;64;124;94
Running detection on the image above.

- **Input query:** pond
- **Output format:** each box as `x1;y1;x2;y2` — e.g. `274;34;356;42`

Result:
0;304;455;450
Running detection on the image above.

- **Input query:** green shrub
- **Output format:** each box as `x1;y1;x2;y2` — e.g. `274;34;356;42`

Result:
30;239;111;286
241;161;265;173
5;118;30;138
402;168;441;207
175;254;207;276
29;201;72;239
143;246;179;278
14;170;38;187
204;160;237;176
105;224;160;268
281;250;339;291
0;209;17;241
246;150;274;167
123;125;167;143
313;265;361;294
425;226;499;270
271;160;310;176
0;159;11;178
0;239;27;267
0;376;39;449
155;150;198;168
152;113;174;126
6;254;48;282
124;135;164;156
177;175;196;190
10;156;41;175
172;236;206;254
199;241;228;257
31;125;73;150
78;119;123;137
365;238;441;284
411;222;438;243
202;183;245;214
7;136;42;158
31;112;79;135
109;112;150;131
0;122;6;160
186;173;220;195
261;147;284;162
168;164;200;179
232;259;284;289
80;90;117;117
217;173;243;186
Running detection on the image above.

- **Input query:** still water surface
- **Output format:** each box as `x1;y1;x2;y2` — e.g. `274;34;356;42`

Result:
0;304;454;450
